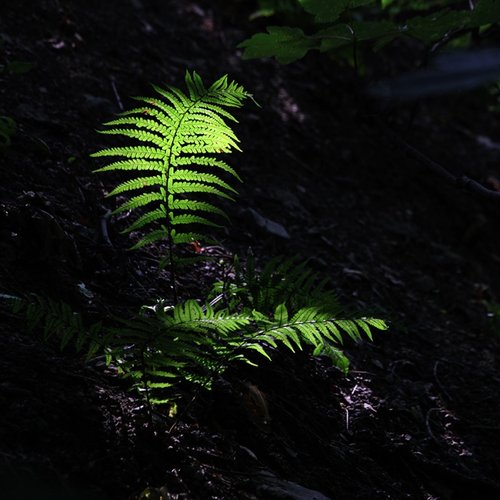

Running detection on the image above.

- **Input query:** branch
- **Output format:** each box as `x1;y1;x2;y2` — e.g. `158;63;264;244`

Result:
391;131;500;201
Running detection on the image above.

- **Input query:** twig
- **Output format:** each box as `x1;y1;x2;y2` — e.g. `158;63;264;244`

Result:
469;423;500;430
425;408;442;445
433;360;452;401
100;208;113;246
390;131;500;201
110;77;124;112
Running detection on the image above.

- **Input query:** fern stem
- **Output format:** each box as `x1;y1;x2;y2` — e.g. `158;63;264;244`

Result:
166;225;178;304
140;344;154;428
162;91;205;304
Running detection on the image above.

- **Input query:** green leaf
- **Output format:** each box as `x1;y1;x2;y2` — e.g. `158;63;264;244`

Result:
6;60;35;74
406;10;471;42
317;20;397;52
299;0;350;22
316;24;354;51
274;303;289;324
238;26;317;64
298;0;373;23
470;0;500;26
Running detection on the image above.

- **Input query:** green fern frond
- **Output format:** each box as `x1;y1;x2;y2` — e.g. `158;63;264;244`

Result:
11;283;387;405
170;181;235;200
214;254;342;314
104;116;172;137
11;295;108;361
173;156;242;180
210;255;387;372
91;71;249;296
98;128;167;148
171;170;237;193
169;231;211;245
230;303;387;373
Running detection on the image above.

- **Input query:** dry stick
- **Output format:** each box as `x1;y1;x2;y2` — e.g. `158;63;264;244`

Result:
425;408;442;445
390;131;500;201
99;208;113;246
110;77;124;112
433;360;452;401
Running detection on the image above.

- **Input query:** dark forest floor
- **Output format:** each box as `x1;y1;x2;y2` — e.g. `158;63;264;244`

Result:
1;1;500;499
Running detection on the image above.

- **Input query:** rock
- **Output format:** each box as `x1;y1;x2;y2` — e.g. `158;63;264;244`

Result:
254;469;330;500
82;93;116;117
243;208;291;239
273;187;308;214
414;275;435;293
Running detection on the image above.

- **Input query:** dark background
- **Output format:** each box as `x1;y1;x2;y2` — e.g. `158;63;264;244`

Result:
1;1;500;498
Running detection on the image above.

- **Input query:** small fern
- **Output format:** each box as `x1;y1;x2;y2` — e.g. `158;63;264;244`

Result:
11;295;106;361
115;290;386;403
91;71;249;300
11;69;388;409
11;256;387;406
218;253;341;313
108;300;254;404
211;254;385;372
0;115;16;151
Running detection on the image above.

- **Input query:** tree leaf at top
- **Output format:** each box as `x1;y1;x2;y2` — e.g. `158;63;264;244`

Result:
238;26;317;64
299;0;374;23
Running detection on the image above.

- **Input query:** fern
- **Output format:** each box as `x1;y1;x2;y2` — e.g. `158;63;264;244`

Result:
11;295;106;361
0;115;16;151
210;255;386;372
91;71;249;300
11;68;388;408
211;254;341;314
124;287;386;401
244;303;386;373
108;300;254;404
11;258;387;406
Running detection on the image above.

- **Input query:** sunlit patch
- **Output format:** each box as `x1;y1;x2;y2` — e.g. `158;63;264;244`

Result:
277;87;305;123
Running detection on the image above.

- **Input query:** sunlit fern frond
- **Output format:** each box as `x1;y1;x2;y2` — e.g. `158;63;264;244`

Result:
245;304;387;373
11;294;255;403
91;71;249;255
135;299;386;400
99;299;254;403
11;291;387;404
210;256;387;372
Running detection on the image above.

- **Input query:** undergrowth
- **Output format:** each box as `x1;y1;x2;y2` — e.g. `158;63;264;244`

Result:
12;257;386;406
10;70;387;411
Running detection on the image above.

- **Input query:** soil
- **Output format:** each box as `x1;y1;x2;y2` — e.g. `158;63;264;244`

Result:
1;1;500;499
